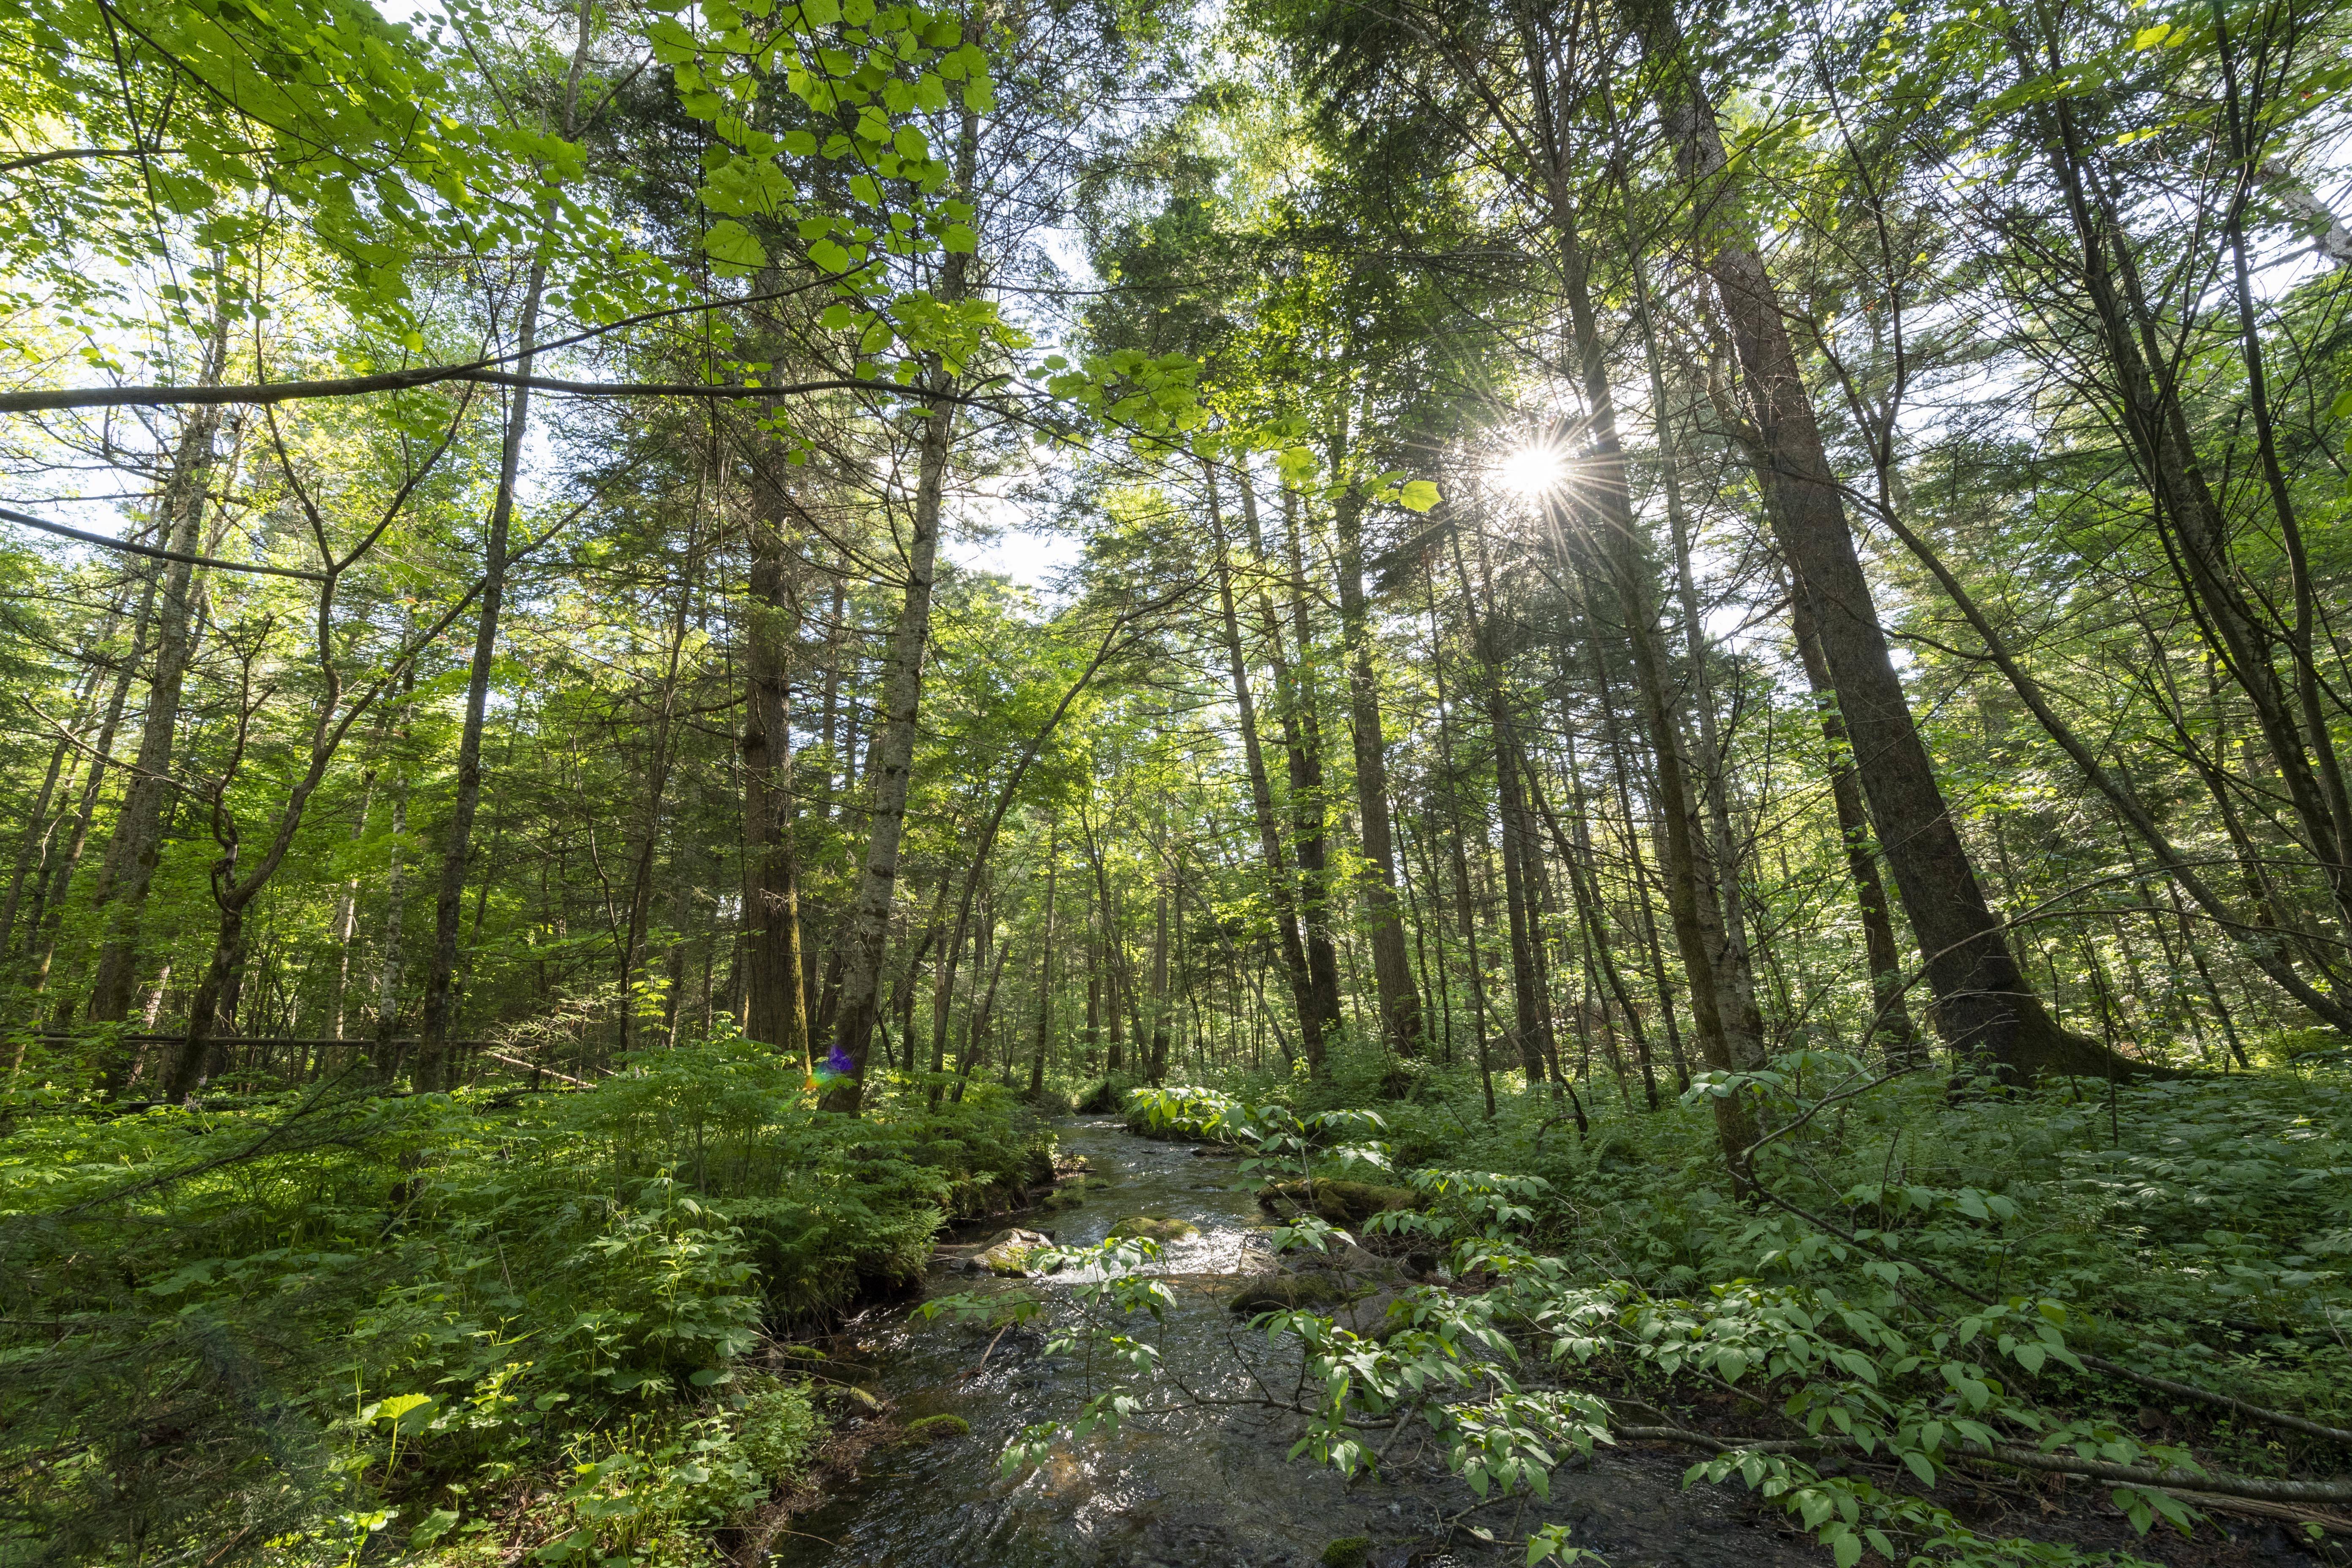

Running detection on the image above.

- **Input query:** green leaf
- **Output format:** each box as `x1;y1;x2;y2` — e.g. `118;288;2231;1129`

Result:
1399;478;1440;513
705;218;768;273
374;1393;436;1429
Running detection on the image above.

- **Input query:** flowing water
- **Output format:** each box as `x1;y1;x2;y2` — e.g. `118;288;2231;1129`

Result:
771;1119;1815;1568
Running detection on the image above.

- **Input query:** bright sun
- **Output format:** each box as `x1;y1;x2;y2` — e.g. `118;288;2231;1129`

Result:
1495;442;1569;497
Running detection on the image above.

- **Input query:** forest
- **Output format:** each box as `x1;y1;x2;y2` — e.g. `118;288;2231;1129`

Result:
2;0;2350;1561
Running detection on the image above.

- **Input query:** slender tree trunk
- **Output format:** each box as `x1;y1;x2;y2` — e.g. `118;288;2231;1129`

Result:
742;513;810;1063
1326;430;1425;1058
372;685;411;1079
85;310;233;1039
327;756;380;1042
1427;562;1497;1116
825;106;977;1113
24;571;156;995
1262;481;1342;1063
1148;869;1171;1085
617;525;700;1054
418;1;592;1090
1206;465;1325;1052
1028;835;1056;1098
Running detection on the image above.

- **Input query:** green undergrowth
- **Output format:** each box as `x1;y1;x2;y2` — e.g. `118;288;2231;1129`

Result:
1103;1037;2351;1566
0;1027;1049;1567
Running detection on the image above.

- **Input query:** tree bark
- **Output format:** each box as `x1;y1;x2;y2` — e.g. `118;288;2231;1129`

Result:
742;513;809;1064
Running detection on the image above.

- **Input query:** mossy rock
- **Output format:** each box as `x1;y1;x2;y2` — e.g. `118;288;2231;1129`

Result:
973;1227;1052;1275
1106;1214;1198;1242
1320;1536;1372;1568
1038;1186;1086;1211
1256;1179;1423;1228
901;1413;970;1445
1227;1273;1348;1314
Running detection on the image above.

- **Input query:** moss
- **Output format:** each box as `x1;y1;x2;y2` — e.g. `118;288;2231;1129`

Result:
1107;1214;1199;1242
974;1227;1052;1275
1226;1273;1348;1314
901;1413;970;1444
1320;1536;1372;1568
1256;1179;1424;1228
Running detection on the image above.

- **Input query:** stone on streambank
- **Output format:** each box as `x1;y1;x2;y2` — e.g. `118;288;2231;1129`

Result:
900;1413;969;1444
1226;1273;1350;1313
1256;1179;1424;1228
1107;1214;1198;1242
1320;1538;1372;1568
1228;1275;1413;1340
969;1228;1053;1275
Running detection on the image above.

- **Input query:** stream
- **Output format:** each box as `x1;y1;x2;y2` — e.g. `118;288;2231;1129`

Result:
771;1119;1817;1568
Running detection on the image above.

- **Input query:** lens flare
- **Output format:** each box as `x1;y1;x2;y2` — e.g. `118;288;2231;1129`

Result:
1495;442;1569;497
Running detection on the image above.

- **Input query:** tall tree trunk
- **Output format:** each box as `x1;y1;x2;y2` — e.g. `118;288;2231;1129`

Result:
1147;869;1171;1085
1028;834;1056;1099
1781;564;1920;1061
616;521;700;1054
1084;882;1101;1065
742;512;810;1064
85;309;232;1041
327;754;381;1043
1426;562;1497;1116
1634;0;2091;1081
0;650;98;959
1262;480;1342;1065
24;568;158;996
418;0;592;1090
825;103;977;1113
1326;431;1425;1058
1205;465;1325;1053
372;678;412;1079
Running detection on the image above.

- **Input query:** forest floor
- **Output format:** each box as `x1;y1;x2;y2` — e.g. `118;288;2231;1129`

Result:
1;1034;2346;1568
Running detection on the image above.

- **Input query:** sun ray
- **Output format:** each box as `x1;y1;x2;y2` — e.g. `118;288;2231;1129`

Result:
1495;441;1570;497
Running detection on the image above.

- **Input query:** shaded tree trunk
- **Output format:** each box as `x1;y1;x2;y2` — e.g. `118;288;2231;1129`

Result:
742;513;809;1064
1327;432;1425;1058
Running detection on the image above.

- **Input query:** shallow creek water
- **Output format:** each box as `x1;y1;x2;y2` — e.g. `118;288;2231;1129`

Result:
772;1119;1815;1568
